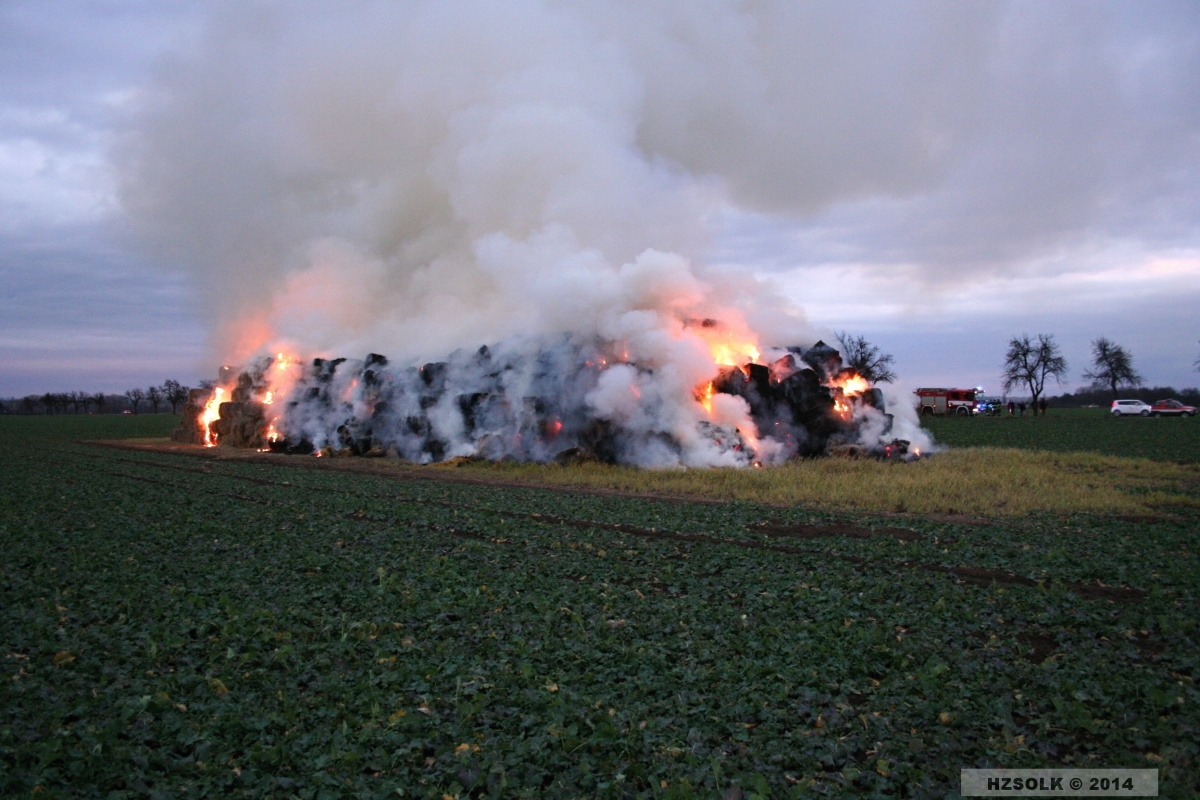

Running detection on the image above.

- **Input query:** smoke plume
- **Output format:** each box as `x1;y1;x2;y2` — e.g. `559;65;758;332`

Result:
122;1;943;465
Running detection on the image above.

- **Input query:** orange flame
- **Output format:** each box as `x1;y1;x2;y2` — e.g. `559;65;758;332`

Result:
257;419;281;452
836;374;870;396
697;381;715;415
687;319;759;418
688;318;760;368
709;341;760;367
830;373;871;418
200;387;224;447
257;350;302;447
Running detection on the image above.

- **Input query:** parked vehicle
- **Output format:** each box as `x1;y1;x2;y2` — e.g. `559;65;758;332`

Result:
974;398;1004;416
1110;399;1151;417
915;387;979;416
1150;399;1197;417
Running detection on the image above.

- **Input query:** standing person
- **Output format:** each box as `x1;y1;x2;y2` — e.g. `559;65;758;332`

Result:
1039;398;1047;416
1007;400;1015;416
1018;401;1026;416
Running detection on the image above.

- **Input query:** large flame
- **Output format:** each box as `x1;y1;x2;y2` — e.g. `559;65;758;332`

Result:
690;319;761;368
830;372;871;417
200;387;224;447
196;352;300;449
835;373;871;396
686;318;761;421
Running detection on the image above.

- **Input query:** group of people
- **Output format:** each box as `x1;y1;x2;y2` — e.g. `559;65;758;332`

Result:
1006;399;1048;416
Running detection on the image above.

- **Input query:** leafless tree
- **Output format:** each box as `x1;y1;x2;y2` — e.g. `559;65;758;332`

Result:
162;379;189;413
125;387;146;414
1002;333;1068;407
1082;337;1143;398
834;331;897;383
146;385;164;413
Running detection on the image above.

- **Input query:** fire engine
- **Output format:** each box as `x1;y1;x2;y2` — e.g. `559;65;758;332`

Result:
915;387;979;416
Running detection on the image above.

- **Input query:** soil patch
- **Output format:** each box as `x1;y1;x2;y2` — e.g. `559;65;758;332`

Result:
749;520;923;542
1017;632;1058;663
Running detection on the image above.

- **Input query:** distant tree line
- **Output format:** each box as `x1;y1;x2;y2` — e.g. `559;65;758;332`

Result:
0;380;192;415
1003;333;1199;407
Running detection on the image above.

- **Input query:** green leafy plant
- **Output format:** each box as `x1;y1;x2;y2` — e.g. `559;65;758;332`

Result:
0;414;1197;797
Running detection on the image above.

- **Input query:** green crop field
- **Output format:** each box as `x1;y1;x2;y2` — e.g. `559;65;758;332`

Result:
1;414;1198;798
921;407;1199;463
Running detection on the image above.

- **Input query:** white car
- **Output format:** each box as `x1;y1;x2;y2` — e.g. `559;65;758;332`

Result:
1111;399;1151;417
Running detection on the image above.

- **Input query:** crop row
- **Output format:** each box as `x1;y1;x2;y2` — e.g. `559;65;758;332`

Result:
1;418;1198;797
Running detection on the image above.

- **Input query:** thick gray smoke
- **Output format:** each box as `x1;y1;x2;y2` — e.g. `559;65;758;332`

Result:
123;1;945;464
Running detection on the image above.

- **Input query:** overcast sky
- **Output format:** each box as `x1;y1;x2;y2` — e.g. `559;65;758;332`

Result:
2;0;1198;400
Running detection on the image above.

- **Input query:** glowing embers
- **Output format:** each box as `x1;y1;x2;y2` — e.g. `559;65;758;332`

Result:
259;420;281;452
830;437;921;462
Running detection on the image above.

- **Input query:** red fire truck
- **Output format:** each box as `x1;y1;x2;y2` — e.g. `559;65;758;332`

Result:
915;387;979;416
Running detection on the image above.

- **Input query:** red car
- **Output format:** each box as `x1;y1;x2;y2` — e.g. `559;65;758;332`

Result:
1150;399;1197;417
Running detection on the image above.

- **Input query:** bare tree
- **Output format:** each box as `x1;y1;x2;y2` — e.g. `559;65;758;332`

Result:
21;396;38;414
1002;333;1068;407
40;392;70;414
162;379;189;413
146;385;164;413
92;392;107;414
834;331;897;383
125;387;145;414
1081;337;1143;398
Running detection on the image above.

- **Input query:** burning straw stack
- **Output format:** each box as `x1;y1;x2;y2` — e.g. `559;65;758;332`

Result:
174;336;909;465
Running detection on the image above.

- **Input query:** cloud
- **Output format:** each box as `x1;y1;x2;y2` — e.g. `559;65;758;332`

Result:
738;2;1200;279
0;224;206;395
119;3;1200;321
5;0;1192;401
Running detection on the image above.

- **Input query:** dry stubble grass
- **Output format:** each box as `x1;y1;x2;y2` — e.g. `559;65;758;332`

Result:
432;447;1200;517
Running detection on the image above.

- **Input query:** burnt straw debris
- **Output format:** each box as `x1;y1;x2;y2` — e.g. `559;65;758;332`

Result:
174;335;913;466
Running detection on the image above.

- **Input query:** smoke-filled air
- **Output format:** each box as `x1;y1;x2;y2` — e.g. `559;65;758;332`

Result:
120;0;939;466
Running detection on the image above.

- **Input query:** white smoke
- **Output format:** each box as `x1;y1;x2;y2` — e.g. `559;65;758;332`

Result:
121;0;942;465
